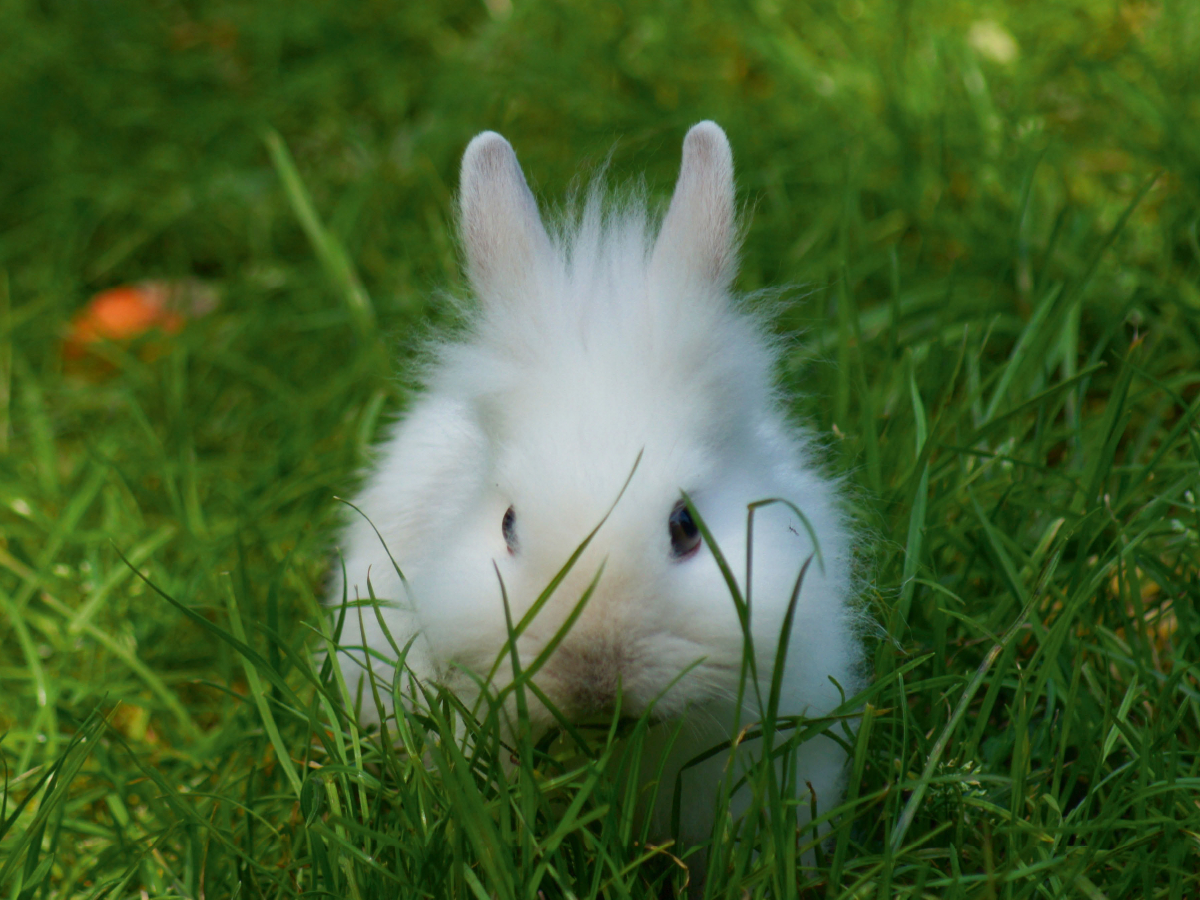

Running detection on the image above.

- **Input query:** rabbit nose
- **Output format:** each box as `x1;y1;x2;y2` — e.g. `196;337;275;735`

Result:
544;638;635;717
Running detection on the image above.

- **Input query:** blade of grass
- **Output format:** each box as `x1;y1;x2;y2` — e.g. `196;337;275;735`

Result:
263;128;376;341
222;575;304;798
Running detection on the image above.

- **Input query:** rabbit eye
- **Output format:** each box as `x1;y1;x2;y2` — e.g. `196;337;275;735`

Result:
502;505;518;554
668;500;701;560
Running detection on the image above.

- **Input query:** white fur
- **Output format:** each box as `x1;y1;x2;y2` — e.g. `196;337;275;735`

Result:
330;122;862;843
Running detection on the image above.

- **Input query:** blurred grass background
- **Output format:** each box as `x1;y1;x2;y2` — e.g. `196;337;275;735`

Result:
1;0;1198;896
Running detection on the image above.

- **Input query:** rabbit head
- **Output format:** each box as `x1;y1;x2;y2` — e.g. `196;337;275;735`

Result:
335;123;858;750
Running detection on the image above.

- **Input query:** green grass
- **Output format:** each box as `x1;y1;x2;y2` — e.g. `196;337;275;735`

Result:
2;0;1199;896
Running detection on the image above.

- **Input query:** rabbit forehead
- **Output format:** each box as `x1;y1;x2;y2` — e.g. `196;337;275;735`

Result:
470;328;765;541
494;424;711;522
470;302;765;452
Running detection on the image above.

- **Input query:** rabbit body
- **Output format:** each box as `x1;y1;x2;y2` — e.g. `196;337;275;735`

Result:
332;122;861;841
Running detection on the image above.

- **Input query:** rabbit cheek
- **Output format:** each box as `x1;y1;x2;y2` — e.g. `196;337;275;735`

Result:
416;560;512;674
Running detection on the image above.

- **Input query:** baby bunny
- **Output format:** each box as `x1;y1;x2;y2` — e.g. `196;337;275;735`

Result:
331;121;862;843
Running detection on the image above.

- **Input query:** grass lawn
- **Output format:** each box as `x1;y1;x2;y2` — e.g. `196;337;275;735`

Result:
2;0;1198;896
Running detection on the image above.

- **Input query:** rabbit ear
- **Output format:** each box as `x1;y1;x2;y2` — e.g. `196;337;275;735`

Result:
650;121;736;291
459;131;553;302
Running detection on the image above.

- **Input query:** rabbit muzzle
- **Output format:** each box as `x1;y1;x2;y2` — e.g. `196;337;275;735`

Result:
538;636;636;718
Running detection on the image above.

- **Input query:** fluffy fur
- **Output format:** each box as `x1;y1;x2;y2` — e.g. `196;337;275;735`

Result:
330;122;862;841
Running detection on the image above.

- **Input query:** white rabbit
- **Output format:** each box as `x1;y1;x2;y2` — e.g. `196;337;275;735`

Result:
330;121;862;845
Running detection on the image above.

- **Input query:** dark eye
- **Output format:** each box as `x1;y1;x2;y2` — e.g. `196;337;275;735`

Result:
502;506;518;554
668;500;701;560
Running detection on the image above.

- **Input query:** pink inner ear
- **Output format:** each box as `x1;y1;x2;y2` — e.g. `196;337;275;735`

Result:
651;121;736;288
459;132;552;303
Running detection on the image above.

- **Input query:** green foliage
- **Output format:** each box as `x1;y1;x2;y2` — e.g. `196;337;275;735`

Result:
2;0;1198;896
